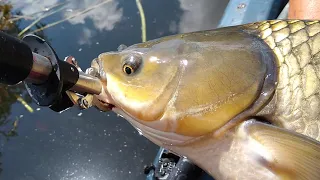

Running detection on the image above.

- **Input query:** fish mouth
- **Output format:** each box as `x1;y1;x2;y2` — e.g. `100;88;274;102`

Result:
96;98;116;110
93;85;117;111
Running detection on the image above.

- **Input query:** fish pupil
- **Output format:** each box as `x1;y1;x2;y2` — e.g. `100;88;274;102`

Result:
125;66;132;74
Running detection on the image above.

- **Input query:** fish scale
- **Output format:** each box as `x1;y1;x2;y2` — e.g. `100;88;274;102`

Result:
93;19;320;179
245;20;320;140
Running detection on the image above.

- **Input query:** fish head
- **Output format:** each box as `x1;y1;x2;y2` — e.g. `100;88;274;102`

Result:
94;39;181;121
92;32;271;145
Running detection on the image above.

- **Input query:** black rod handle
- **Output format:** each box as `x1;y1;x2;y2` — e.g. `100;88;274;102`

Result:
0;31;34;85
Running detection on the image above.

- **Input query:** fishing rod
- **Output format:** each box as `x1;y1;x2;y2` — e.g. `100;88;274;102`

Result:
0;31;102;112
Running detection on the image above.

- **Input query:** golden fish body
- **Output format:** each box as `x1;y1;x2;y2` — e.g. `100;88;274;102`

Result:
92;20;320;180
246;20;320;139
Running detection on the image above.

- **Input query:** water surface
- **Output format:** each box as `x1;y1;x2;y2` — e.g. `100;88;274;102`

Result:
0;0;228;179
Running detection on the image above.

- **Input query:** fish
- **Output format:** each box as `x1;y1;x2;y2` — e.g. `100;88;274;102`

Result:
90;20;320;180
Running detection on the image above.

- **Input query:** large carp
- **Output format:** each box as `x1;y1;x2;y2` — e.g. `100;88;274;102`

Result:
92;20;320;180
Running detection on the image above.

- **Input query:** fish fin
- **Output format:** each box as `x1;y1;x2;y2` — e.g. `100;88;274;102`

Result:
237;120;320;180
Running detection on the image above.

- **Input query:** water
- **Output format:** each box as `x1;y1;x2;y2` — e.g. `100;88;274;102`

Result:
0;0;228;179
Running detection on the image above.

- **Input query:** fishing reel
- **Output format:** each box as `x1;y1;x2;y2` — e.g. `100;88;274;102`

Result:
0;31;103;112
144;149;206;180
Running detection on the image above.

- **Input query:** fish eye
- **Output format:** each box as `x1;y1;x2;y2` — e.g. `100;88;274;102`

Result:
123;65;133;75
122;54;142;75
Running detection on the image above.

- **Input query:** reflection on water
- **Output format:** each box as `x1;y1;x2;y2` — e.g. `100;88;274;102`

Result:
10;0;124;32
9;0;60;16
178;0;229;33
78;27;94;45
67;0;123;45
0;0;228;179
65;0;123;31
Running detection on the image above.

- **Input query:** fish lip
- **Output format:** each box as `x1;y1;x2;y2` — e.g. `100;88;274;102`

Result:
94;84;117;111
96;98;116;110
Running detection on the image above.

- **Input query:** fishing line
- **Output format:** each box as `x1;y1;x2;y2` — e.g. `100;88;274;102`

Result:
135;0;146;42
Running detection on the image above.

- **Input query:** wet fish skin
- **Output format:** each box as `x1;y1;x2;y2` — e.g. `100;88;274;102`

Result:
245;20;320;141
91;20;320;180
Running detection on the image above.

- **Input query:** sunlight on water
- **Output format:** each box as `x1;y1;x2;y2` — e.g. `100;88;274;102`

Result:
9;0;123;45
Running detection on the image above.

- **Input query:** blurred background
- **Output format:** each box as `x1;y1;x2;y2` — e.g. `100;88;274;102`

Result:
0;0;229;179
